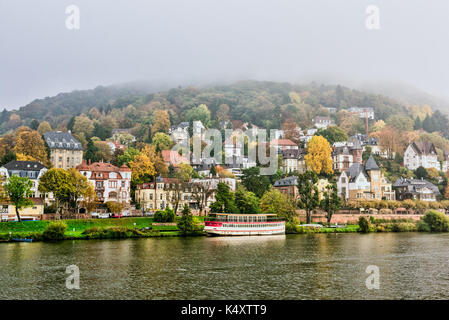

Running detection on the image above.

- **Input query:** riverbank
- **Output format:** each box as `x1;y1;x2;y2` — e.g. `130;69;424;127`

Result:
0;217;206;242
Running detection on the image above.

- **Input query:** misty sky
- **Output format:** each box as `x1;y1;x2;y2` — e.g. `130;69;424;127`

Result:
1;0;449;109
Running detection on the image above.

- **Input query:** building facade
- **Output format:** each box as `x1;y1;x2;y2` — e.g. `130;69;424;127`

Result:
0;161;47;198
332;139;363;172
76;161;131;205
281;149;306;174
337;156;395;201
393;178;440;201
404;141;440;171
44;131;83;169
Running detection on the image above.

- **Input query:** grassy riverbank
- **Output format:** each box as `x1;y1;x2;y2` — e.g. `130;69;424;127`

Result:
0;217;206;241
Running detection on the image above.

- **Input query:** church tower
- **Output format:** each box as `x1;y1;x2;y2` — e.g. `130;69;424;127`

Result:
352;139;363;164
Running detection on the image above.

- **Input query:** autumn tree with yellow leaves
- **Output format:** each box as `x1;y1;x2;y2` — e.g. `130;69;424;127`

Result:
304;136;333;175
129;154;156;184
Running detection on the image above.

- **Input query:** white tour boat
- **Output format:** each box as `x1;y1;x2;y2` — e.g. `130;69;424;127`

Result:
204;213;285;236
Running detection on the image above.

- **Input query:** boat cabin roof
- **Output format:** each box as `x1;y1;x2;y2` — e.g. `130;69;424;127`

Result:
211;213;277;216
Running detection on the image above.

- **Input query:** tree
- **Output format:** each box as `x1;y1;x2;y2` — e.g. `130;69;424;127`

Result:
282;118;301;144
185;104;211;126
151;110;171;134
216;104;230;122
72;114;95;138
141;144;168;177
319;183;342;225
66;168;93;214
4;175;33;222
152;132;172;151
14;129;49;165
260;187;296;221
241;167;271;198
38;168;72;216
415;166;428;180
177;204;199;235
29;119;40;130
129;154;156;184
297;171;320;224
209;182;237;213
305;136;333;174
106;201;124;215
37;121;52;136
191;183;213;216
235;188;260;214
315;126;348;145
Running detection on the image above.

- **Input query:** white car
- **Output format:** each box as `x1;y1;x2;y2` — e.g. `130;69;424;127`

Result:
98;213;110;219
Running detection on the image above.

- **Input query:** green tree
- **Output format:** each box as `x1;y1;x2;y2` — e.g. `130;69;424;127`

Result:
415;166;428;179
210;182;237;213
260;187;296;221
185;104;211;126
319;183;342;225
152;132;172;152
235;188;260;214
315;126;348;145
177;204;199;235
241;167;271;198
4;175;33;222
296;171;320;224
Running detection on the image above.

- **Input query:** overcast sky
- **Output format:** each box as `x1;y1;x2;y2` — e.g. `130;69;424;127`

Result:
1;0;449;109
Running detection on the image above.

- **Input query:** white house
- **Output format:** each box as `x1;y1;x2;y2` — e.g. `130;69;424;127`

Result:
76;161;132;205
0;161;48;199
312;116;335;129
403;141;440;171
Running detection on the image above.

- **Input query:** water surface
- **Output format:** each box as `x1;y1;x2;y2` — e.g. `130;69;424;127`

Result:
1;233;448;299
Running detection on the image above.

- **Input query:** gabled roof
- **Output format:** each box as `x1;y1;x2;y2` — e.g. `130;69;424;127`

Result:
365;155;380;171
273;176;298;187
161;150;189;166
44;131;83;150
393;178;440;195
282;148;306;159
409;141;437;156
344;163;369;182
3;161;46;171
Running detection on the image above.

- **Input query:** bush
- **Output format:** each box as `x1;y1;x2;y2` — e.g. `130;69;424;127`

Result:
42;221;67;241
358;216;372;233
83;226;144;239
153;208;175;223
419;209;449;232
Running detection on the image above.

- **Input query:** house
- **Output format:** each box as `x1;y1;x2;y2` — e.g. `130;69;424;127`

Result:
169;122;190;145
135;177;197;211
281;149;306;174
393;178;440;202
44;131;83;169
349;134;391;159
273;176;299;199
106;140;126;153
271;139;298;153
337;155;395;201
161;150;189;167
273;176;329;200
312;116;335;129
326;107;337;114
347;107;375;120
403;141;440;171
332;139;363;172
0;198;45;222
76;161;131;205
0;161;47;198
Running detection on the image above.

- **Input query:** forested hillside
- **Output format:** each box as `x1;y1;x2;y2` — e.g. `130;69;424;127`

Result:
1;80;441;134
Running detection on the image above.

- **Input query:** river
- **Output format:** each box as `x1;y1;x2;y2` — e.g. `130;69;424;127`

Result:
1;233;449;299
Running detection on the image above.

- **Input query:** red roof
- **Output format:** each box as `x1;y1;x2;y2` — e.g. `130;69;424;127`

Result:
161;150;189;166
271;139;297;146
76;161;131;173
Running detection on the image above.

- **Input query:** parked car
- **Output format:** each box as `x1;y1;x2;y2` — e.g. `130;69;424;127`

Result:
91;212;99;218
122;210;130;217
98;213;110;219
111;213;123;218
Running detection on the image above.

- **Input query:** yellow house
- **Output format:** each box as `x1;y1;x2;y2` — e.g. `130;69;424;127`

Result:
0;198;45;221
